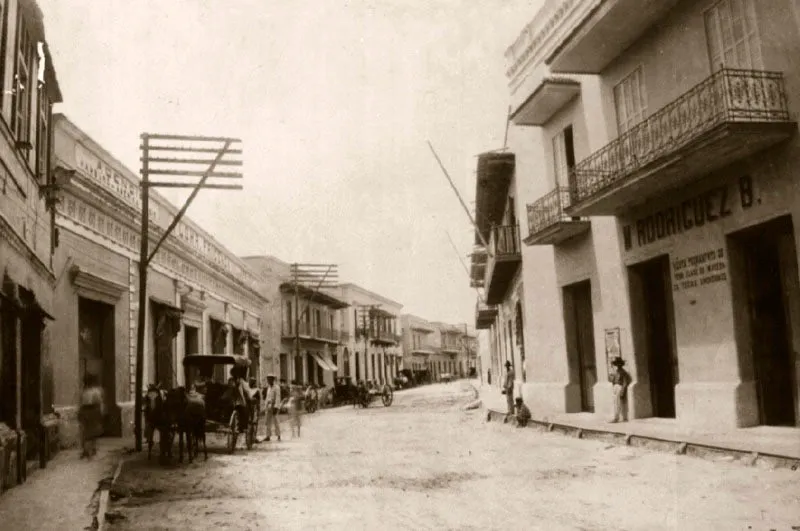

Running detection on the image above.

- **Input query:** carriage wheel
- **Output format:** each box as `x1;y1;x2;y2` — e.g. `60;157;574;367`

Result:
227;410;240;454
381;385;394;407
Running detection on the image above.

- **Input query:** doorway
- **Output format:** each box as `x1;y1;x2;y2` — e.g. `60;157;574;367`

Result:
184;325;199;356
78;298;116;435
563;281;597;412
629;255;678;418
730;216;798;426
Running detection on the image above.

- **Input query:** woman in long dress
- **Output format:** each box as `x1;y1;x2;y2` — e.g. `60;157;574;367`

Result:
78;374;105;458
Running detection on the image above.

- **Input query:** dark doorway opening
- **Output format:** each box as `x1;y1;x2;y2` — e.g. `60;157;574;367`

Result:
184;325;199;356
630;255;678;418
730;216;798;426
563;280;597;412
78;298;118;436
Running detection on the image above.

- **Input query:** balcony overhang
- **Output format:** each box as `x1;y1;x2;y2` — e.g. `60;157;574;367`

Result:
511;78;581;126
485;256;521;305
547;0;680;74
279;283;349;309
474;152;516;245
525;220;591;245
567;69;797;216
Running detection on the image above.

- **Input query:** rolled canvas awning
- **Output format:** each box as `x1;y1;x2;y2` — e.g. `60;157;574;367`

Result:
311;351;337;372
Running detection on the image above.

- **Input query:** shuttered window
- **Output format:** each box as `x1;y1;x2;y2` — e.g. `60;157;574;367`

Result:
705;0;762;71
614;66;648;134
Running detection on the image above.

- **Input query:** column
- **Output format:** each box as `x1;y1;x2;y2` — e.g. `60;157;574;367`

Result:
174;286;185;386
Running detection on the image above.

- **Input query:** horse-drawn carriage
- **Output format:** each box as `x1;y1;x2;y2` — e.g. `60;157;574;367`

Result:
355;380;394;408
183;354;261;453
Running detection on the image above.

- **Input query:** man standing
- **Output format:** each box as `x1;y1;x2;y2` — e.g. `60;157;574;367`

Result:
504;360;515;416
264;374;281;441
609;357;631;423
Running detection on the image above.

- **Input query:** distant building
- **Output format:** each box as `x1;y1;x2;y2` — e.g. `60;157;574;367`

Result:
399;314;437;382
330;283;402;385
0;0;63;490
51;115;267;447
242;255;349;387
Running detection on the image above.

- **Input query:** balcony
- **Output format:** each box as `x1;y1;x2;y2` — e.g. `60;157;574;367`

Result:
484;225;522;305
281;322;340;344
568;69;796;216
525;186;590;245
546;0;681;74
475;301;497;330
371;329;398;346
511;77;581;127
469;247;487;289
474;152;515;247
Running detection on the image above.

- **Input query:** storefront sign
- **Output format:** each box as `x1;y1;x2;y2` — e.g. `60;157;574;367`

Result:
672;247;727;291
604;327;621;373
623;176;754;250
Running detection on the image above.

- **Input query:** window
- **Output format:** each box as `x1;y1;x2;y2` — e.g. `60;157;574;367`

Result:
705;0;761;71
12;13;35;142
552;125;575;188
285;301;292;333
614;67;648;134
36;80;49;183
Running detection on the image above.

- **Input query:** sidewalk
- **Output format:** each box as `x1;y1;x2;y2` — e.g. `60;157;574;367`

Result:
471;380;800;466
0;438;129;531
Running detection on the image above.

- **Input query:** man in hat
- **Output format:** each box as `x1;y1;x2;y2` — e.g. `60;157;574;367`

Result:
514;396;531;428
609;357;631;423
264;374;281;441
504;360;515;416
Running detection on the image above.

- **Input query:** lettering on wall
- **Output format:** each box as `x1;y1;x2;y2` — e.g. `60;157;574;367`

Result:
622;176;755;251
671;248;727;292
73;142;259;288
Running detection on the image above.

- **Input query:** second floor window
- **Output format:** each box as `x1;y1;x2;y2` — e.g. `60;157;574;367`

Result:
552;125;575;188
614;67;647;135
705;0;761;71
12;15;35;142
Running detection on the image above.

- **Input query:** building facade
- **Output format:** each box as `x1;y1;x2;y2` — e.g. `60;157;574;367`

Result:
400;314;436;382
504;0;800;429
51;115;267;447
243;255;349;387
0;0;62;491
332;283;402;386
470;151;527;397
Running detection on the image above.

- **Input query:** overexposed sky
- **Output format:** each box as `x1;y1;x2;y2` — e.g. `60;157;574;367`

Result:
39;0;542;325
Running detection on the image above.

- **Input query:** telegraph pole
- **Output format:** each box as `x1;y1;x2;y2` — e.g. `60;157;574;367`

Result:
134;133;243;452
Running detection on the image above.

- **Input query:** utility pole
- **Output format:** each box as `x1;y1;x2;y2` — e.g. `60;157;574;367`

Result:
427;141;491;254
289;263;338;384
134;133;242;452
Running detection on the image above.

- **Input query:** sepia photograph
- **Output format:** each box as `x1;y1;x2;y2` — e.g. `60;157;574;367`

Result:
0;0;799;529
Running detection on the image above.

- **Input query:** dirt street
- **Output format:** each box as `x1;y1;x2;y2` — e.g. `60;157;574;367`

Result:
107;382;800;530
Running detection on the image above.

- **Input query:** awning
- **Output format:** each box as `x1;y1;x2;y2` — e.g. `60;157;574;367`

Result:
311;351;337;372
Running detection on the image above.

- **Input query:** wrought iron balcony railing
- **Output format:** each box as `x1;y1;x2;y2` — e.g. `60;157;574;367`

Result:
571;68;791;204
527;186;575;235
489;224;521;257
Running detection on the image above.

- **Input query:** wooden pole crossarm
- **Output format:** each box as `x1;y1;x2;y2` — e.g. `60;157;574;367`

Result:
298;265;335;321
145;169;242;178
145;182;243;190
145;139;233;266
141;157;243;166
426;141;492;256
141;145;243;154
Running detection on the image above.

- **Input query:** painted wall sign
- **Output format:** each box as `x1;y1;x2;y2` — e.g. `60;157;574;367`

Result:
671;247;727;291
604;327;621;374
623;175;754;250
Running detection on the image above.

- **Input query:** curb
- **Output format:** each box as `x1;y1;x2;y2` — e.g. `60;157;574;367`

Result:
95;454;126;531
473;386;800;471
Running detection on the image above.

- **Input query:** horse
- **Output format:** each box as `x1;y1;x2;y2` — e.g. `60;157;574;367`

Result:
143;384;173;464
165;386;208;464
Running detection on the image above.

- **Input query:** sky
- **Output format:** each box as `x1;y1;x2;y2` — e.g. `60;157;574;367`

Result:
38;0;542;326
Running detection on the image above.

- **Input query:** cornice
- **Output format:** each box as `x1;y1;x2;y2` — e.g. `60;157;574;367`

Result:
69;265;126;303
